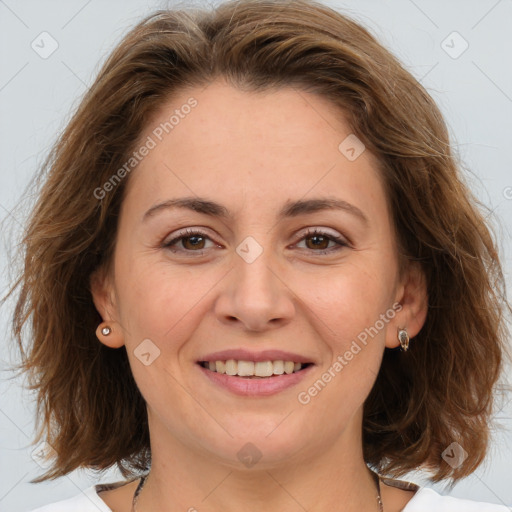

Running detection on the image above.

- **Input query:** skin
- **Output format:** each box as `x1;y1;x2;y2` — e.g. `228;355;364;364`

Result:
91;80;428;512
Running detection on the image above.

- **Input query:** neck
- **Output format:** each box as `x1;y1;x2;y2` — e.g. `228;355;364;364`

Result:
135;409;381;512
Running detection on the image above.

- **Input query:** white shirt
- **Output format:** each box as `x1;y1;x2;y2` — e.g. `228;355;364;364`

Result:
27;480;511;511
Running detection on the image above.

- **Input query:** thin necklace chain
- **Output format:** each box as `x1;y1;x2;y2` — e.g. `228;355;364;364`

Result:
131;471;384;512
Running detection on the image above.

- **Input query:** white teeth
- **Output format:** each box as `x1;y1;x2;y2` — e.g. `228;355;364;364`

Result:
284;361;294;374
237;360;255;376
254;361;273;377
225;359;237;375
272;360;284;374
202;359;307;377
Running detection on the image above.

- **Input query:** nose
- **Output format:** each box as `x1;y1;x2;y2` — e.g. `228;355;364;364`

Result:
213;244;295;332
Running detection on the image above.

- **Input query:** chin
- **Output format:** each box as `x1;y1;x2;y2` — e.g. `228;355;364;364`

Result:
201;424;315;470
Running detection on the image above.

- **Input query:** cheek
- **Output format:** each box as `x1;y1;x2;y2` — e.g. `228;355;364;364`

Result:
298;261;394;348
115;254;217;345
294;264;392;424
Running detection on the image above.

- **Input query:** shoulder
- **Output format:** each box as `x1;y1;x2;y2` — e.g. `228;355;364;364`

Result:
403;487;510;511
26;484;112;512
379;476;509;512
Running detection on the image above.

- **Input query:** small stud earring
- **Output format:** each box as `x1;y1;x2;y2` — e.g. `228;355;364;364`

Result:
398;328;409;351
101;325;112;336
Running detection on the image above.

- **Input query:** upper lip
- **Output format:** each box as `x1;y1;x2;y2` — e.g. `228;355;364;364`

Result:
197;349;314;364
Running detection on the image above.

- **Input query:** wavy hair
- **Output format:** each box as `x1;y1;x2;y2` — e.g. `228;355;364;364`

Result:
5;0;511;485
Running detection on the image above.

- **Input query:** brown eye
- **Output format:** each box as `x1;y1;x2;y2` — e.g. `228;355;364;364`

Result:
181;234;206;250
163;229;215;253
304;233;331;251
296;228;349;255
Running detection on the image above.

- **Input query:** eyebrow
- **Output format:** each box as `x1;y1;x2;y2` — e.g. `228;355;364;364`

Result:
142;196;369;225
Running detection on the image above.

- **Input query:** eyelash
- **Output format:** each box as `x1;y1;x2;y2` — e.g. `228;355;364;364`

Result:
162;228;349;256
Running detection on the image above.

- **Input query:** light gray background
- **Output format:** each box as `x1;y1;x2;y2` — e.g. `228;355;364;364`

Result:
1;0;511;510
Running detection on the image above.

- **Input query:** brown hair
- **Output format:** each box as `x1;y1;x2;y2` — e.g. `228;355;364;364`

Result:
5;0;511;486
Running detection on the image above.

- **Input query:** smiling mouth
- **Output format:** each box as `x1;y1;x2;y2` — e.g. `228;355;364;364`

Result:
198;360;313;378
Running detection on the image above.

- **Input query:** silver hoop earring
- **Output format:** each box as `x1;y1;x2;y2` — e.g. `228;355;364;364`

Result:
398;328;409;351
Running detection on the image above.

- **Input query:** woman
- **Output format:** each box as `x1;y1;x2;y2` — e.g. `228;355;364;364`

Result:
7;0;511;510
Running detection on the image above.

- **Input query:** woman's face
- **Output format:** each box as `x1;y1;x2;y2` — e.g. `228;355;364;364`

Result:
92;80;426;468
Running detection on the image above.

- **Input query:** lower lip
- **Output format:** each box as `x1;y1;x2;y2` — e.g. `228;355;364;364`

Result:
197;363;314;396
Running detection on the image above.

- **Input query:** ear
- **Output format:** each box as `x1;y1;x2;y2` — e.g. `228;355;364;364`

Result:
89;266;125;349
385;260;428;349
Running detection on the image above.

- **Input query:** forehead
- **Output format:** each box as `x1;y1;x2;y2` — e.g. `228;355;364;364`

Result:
143;81;353;151
123;81;387;221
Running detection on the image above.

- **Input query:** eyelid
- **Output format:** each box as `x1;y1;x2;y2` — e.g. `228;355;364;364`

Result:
294;226;348;243
162;227;219;252
292;227;350;253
